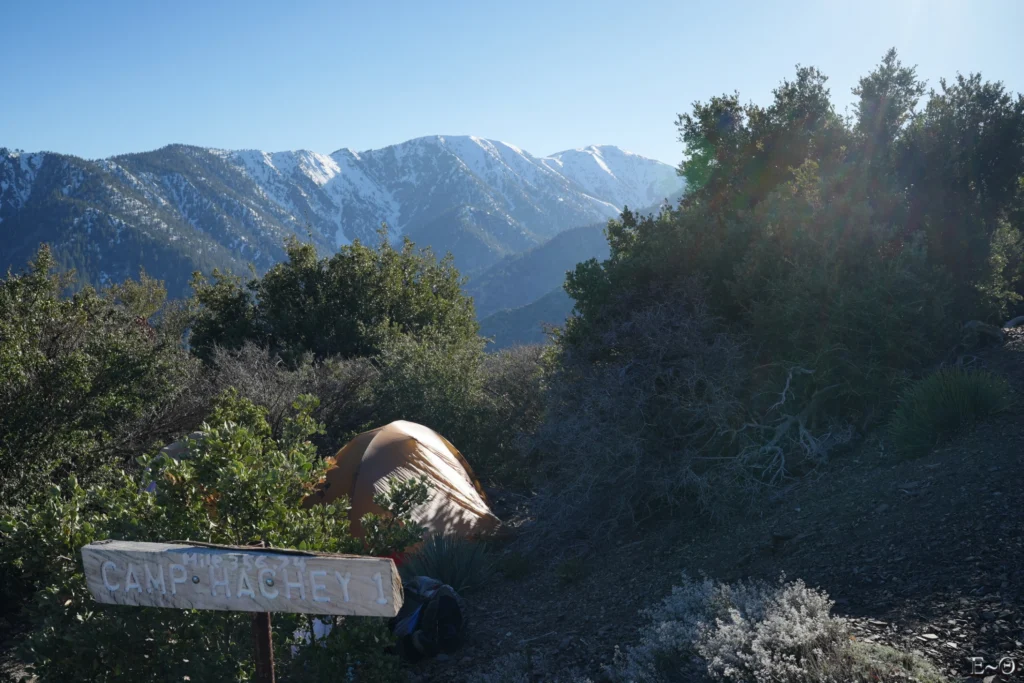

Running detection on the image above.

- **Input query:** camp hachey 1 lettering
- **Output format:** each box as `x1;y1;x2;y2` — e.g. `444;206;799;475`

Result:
81;540;402;617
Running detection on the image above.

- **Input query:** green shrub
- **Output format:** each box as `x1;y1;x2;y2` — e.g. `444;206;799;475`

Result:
0;246;202;509
400;534;492;593
472;345;546;487
369;326;486;447
888;365;1011;457
0;390;427;682
730;161;955;421
203;333;543;490
283;615;405;683
204;342;377;456
369;331;545;489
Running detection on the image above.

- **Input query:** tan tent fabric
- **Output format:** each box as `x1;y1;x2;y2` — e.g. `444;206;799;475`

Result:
304;421;501;541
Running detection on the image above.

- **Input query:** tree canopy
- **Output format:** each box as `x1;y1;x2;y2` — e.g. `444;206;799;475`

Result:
189;230;478;367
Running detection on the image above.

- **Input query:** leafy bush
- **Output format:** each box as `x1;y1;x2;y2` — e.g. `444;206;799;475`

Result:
469;345;546;486
0;390;427;682
284;613;405;683
899;73;1024;317
888;365;1011;457
729;161;954;423
369;327;486;444
202;333;544;489
0;246;204;509
368;331;545;488
400;534;492;593
611;574;947;683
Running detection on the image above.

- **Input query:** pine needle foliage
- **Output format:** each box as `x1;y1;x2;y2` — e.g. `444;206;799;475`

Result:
888;366;1011;457
400;533;492;593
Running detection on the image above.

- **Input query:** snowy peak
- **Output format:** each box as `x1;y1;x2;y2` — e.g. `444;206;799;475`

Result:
0;149;47;217
543;144;681;210
219;135;681;264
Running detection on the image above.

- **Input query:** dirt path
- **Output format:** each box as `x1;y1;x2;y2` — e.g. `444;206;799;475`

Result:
415;336;1024;682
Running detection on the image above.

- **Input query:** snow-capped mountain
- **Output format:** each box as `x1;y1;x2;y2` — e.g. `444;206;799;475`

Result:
0;136;682;296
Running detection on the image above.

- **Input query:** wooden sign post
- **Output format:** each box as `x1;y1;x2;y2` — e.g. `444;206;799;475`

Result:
81;540;404;682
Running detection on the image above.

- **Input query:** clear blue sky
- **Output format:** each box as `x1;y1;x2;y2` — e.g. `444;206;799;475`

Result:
2;0;1021;165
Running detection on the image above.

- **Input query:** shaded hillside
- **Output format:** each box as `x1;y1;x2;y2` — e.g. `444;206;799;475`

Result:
480;287;573;349
404;205;540;275
467;194;682;319
467;223;608;319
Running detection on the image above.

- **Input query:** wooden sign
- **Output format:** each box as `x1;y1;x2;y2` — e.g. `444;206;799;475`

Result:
81;540;403;618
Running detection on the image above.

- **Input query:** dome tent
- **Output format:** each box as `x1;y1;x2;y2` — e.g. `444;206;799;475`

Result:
304;420;501;541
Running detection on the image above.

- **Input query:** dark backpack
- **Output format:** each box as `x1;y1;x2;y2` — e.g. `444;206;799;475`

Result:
390;576;466;660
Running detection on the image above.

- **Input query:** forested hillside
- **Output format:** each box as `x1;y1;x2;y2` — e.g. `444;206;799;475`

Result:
479;287;573;349
468;197;683;346
467;222;610;318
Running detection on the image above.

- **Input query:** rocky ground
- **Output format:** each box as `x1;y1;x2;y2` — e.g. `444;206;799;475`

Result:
412;335;1024;683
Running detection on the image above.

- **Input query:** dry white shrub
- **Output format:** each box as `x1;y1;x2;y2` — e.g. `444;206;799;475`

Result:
610;573;947;683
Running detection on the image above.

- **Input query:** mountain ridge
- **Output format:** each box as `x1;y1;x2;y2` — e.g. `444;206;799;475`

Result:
1;136;682;296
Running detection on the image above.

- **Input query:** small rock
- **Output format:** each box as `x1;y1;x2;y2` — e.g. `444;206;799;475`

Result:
876;504;890;514
435;653;450;662
921;633;939;640
559;636;574;650
460;656;472;665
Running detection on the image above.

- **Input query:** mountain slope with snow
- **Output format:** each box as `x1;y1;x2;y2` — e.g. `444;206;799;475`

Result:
0;136;683;294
